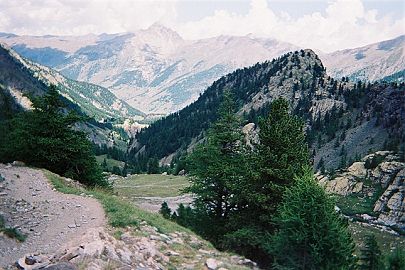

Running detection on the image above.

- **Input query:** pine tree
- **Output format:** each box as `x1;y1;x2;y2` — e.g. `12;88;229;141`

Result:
254;97;310;212
224;98;310;264
147;158;159;174
185;90;249;242
1;85;107;187
271;168;356;270
159;202;172;219
359;234;384;270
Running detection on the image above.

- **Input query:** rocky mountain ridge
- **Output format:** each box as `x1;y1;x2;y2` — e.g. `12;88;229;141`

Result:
1;26;403;114
128;49;405;172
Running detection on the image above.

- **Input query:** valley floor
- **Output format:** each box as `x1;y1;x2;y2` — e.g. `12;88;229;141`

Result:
113;174;192;212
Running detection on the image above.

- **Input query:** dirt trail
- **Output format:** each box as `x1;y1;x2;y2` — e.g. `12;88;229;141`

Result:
0;164;105;267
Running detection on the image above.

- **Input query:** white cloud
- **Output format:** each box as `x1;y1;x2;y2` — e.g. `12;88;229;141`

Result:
0;0;178;36
0;0;403;52
174;0;405;52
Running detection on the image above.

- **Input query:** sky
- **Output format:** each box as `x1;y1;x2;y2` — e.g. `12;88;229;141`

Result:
0;0;404;52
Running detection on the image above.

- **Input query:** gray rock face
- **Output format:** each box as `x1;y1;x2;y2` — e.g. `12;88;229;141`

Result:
374;168;404;229
318;151;405;231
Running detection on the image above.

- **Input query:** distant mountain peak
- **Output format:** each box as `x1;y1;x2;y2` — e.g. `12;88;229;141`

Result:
143;23;183;40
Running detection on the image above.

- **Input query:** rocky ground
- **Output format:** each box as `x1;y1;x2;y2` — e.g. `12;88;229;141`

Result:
0;164;258;270
318;151;404;234
0;163;105;267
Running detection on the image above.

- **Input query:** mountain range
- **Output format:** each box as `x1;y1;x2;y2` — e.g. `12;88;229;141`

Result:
0;43;144;121
1;25;403;114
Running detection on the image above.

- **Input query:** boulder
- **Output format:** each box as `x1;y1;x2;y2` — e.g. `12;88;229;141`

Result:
347;162;366;177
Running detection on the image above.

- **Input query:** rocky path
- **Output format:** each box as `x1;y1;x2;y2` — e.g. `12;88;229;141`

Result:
0;164;105;267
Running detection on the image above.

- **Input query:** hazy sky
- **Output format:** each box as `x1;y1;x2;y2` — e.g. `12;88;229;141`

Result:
0;0;404;52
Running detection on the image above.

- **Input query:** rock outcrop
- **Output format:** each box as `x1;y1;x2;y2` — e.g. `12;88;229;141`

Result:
8;223;258;270
318;151;404;232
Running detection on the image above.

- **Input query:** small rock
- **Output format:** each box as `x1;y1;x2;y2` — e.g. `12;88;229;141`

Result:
206;258;220;270
198;249;211;255
25;256;36;265
165;250;180;256
67;224;76;229
12;161;26;166
149;234;160;241
239;258;257;267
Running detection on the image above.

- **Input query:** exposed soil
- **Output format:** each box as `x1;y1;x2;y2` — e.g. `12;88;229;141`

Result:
0;164;105;267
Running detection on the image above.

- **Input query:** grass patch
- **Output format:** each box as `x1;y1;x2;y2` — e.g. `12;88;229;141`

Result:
349;222;405;256
336;194;377;216
114;174;189;198
335;184;383;216
0;215;26;242
43;170;195;235
95;155;125;170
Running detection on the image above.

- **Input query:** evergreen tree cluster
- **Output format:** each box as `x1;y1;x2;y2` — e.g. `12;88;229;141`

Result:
160;95;356;269
0;86;108;187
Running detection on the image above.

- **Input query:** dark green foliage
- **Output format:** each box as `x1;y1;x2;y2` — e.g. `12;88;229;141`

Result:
386;248;405;270
358;234;384;270
365;154;385;169
240;98;310;221
147;158;160;174
271;168;356;270
223;99;310;264
112;166;122;176
159;202;172;219
172;203;195;228
185;91;249;241
318;157;326;174
93;144;127;162
0;86;108;187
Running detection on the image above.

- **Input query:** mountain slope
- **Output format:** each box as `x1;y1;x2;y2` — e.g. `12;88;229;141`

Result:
1;29;403;114
128;50;405;172
0;43;145;120
0;26;298;114
321;35;405;82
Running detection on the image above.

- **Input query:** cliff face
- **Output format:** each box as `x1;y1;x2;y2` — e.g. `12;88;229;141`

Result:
318;151;404;233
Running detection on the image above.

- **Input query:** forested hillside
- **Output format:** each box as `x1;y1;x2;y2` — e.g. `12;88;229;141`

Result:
129;49;405;172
